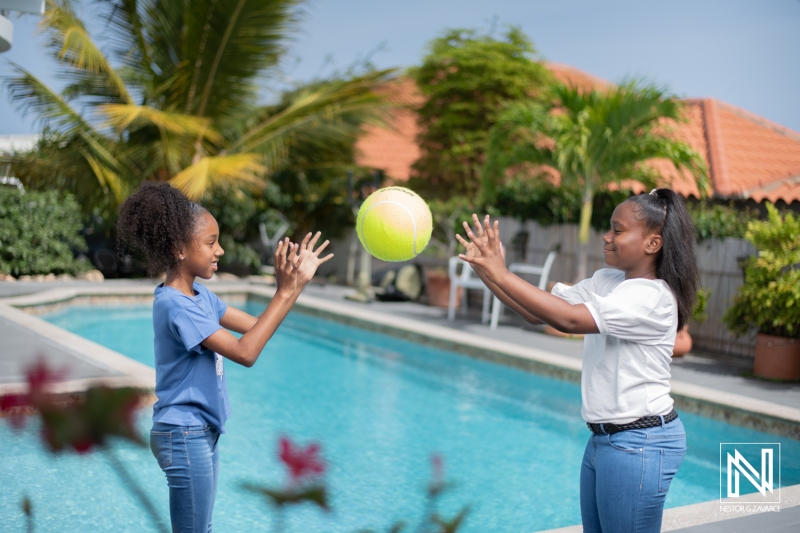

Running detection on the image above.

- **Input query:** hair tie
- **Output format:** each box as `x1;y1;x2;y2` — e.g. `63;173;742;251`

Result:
649;188;658;196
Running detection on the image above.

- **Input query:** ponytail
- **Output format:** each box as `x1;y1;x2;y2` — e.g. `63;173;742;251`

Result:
627;188;697;330
117;182;207;276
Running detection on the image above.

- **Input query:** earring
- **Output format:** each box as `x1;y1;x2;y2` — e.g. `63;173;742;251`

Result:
180;255;185;260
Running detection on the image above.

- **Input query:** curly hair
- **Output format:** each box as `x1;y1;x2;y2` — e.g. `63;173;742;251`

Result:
627;188;698;330
117;182;207;276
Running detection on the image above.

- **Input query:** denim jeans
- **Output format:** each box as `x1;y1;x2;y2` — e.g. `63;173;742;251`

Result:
580;416;686;533
150;422;221;533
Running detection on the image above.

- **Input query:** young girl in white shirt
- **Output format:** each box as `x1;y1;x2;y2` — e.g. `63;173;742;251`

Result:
457;188;695;533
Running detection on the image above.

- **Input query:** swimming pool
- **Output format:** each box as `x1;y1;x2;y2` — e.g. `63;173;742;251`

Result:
3;301;799;532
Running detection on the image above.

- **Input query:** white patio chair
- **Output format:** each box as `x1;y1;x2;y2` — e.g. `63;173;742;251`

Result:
447;256;492;324
490;250;558;330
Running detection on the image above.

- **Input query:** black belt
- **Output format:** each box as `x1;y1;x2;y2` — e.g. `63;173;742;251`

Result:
587;409;678;435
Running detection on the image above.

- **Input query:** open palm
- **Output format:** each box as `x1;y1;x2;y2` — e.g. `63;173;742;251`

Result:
296;232;334;286
456;215;505;277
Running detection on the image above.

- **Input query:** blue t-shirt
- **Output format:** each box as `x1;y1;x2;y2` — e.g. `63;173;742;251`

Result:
152;282;231;433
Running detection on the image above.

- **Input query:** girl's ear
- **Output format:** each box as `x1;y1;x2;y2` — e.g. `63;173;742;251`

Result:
645;234;663;256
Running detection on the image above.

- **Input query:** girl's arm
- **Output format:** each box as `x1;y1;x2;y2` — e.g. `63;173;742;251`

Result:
202;234;332;367
201;238;301;367
219;307;257;334
480;275;543;325
218;232;333;336
459;216;598;335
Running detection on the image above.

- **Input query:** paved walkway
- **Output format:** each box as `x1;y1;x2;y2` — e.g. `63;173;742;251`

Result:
1;278;798;532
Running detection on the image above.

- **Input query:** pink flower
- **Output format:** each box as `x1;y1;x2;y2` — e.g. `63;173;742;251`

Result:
278;436;325;482
1;359;144;454
0;359;64;428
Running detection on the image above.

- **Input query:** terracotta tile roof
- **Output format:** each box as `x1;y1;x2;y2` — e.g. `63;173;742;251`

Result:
354;77;422;182
546;62;612;91
354;67;800;204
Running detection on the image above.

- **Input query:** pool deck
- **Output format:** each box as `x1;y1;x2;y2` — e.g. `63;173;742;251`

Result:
1;278;799;532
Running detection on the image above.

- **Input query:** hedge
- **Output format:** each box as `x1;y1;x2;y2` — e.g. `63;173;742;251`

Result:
0;187;89;276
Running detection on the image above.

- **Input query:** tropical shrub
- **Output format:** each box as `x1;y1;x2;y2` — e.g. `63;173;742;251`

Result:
692;288;711;325
724;204;800;338
493;178;631;231
688;202;757;241
409;27;549;198
0;188;89;276
484;80;708;280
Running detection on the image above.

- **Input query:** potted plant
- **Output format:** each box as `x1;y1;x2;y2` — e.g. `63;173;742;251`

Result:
724;204;800;380
672;288;710;357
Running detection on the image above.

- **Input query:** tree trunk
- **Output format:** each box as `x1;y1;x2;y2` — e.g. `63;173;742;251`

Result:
575;185;594;282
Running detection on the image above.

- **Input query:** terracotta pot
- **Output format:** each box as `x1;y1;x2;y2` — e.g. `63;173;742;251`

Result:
672;326;692;357
753;334;800;381
425;271;462;308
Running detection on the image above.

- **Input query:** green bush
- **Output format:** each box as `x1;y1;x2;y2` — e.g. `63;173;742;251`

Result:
724;204;800;338
0;188;89;276
493;179;631;231
688;202;757;241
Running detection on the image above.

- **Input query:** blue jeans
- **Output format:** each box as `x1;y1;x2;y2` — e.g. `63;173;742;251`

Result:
580;417;686;533
150;423;221;533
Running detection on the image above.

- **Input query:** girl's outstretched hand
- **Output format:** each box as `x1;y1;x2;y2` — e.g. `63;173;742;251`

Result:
274;237;302;295
456;214;507;283
296;231;334;287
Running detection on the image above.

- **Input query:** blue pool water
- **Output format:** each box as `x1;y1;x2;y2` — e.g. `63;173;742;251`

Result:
2;302;799;532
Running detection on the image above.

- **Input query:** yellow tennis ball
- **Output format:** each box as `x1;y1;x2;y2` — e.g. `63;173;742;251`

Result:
356;187;432;262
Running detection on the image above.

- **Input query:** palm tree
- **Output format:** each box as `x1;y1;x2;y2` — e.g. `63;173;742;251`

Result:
484;80;709;281
2;0;393;220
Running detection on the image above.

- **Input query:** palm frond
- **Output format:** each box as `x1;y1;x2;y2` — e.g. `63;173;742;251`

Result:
4;62;94;135
97;0;156;79
484;78;710;201
180;0;303;117
97;104;222;143
1;131;122;218
231;71;394;173
42;0;132;103
169;153;266;200
80;149;127;203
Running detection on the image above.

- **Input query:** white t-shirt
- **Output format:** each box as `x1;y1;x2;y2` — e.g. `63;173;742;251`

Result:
551;268;678;424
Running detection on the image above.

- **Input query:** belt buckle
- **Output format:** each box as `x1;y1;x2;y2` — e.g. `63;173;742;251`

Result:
604;423;621;435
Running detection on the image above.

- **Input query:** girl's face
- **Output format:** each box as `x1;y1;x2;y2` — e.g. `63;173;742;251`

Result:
181;211;224;280
602;201;662;276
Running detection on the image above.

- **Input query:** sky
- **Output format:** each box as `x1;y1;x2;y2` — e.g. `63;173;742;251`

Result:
1;0;799;134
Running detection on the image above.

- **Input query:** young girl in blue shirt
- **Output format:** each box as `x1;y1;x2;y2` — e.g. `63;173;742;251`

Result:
117;182;332;532
457;188;696;533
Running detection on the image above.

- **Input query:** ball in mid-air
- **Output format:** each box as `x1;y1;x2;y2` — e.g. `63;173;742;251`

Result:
356;187;432;262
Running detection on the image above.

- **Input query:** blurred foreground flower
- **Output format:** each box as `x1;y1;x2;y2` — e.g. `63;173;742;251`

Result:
0;359;168;533
279;435;326;483
0;359;145;453
243;435;329;532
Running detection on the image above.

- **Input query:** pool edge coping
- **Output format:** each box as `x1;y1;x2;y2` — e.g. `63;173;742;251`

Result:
542;483;800;532
2;283;800;532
